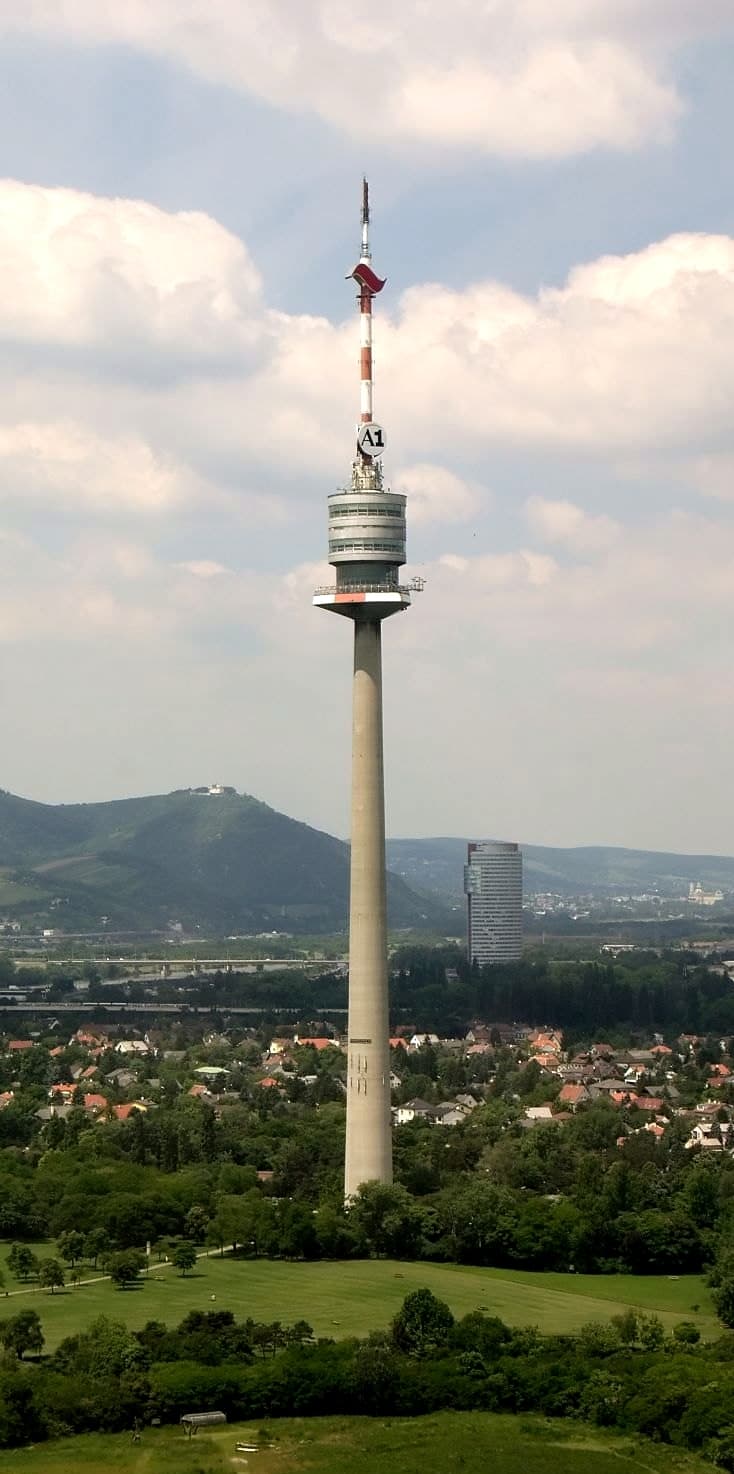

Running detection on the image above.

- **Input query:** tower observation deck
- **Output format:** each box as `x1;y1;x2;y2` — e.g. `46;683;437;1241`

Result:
313;181;421;1199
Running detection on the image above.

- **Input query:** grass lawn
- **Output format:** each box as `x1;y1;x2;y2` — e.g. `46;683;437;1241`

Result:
0;1252;718;1349
0;1412;714;1474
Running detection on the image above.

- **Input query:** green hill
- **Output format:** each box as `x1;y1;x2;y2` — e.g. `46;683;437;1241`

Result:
0;788;451;935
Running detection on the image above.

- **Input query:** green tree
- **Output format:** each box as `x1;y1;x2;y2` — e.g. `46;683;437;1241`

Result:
286;1319;314;1347
58;1229;85;1266
39;1258;65;1293
172;1241;197;1276
84;1228;109;1267
637;1313;665;1350
251;1321;285;1358
0;1309;43;1359
313;1203;366;1259
714;1277;734;1329
391;1288;455;1357
54;1315;148;1378
351;1181;425;1258
7;1244;38;1283
184;1205;209;1243
673;1321;701;1346
108;1251;144;1290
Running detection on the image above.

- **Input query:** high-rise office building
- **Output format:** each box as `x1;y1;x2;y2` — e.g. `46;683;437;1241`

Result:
464;841;523;965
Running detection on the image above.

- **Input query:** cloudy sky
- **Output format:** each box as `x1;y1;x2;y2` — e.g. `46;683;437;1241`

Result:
1;1;734;854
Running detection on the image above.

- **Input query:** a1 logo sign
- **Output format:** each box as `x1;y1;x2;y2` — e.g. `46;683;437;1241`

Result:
357;422;386;458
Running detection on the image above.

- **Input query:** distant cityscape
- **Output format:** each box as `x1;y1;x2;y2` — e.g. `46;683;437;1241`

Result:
527;878;730;922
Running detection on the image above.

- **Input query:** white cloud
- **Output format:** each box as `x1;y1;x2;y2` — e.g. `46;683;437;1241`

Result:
375;232;734;457
686;454;734;502
0;180;264;373
525;497;620;552
0;421;189;510
393;464;481;526
0;182;732;533
373;506;734;846
437;549;558;590
228;229;734;472
124;227;734;487
176;560;231;578
424;512;734;665
2;0;731;158
393;42;677;158
0;182;732;475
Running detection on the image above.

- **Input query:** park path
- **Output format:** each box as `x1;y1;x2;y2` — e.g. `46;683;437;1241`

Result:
1;1244;234;1301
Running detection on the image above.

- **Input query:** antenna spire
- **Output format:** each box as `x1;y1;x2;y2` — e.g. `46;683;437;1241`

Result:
361;177;370;260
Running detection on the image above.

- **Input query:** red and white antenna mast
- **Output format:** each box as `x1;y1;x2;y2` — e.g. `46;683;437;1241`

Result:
349;177;386;462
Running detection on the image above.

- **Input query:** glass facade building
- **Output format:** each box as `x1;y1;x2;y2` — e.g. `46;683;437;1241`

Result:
464;840;523;965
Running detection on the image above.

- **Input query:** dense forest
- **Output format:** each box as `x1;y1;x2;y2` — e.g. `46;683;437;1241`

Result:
391;945;734;1036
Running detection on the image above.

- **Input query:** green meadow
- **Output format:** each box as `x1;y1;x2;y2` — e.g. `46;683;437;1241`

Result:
0;1248;718;1348
0;1412;714;1474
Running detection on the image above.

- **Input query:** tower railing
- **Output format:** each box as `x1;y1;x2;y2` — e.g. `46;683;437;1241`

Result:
314;577;425;596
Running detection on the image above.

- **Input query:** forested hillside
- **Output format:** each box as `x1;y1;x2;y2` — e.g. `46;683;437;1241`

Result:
0;789;451;934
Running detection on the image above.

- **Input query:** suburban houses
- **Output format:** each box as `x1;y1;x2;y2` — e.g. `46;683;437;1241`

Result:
0;1013;731;1157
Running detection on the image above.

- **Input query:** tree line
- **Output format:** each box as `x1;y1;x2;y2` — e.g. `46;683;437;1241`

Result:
2;1292;734;1465
391;945;734;1035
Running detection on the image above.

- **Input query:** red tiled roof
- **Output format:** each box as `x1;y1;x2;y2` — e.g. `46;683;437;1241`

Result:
631;1095;663;1111
559;1084;587;1104
113;1102;146;1120
530;1033;562;1052
7;1040;34;1051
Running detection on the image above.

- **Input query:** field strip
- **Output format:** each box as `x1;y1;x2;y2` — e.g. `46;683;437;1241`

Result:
0;1245;234;1301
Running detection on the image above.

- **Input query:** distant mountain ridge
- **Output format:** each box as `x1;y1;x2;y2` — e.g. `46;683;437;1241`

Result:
385;837;734;904
0;788;452;935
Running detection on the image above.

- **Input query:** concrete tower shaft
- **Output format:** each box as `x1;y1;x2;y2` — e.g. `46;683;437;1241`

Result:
343;620;392;1191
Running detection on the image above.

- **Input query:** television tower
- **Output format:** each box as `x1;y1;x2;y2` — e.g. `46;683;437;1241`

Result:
314;180;422;1199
